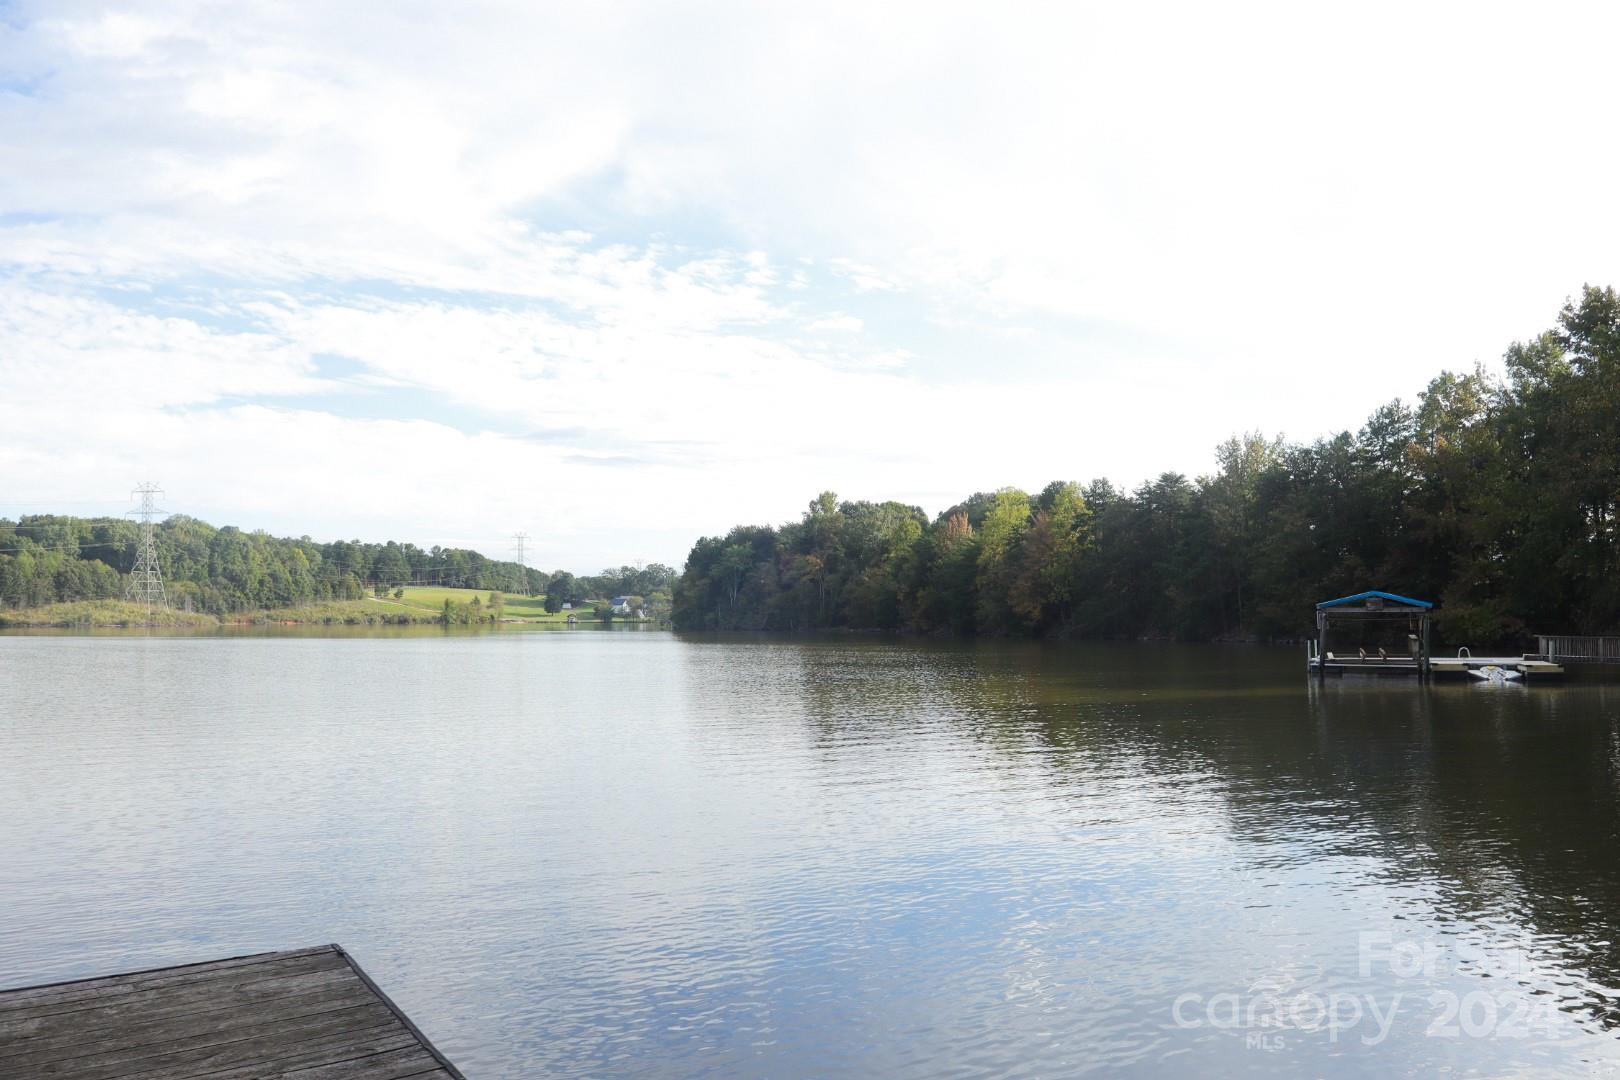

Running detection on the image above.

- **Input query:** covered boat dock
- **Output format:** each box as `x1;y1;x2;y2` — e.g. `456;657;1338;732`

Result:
1308;590;1563;680
1308;592;1438;676
1308;590;1434;677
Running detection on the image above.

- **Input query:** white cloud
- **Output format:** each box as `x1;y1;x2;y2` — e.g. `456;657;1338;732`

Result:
0;286;321;411
804;314;863;334
2;0;1618;567
0;275;1228;567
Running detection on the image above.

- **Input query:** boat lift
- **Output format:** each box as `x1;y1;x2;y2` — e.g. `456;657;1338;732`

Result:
1307;590;1563;680
1307;590;1434;678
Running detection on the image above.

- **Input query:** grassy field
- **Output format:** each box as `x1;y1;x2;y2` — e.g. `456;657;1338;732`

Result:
0;598;441;628
391;586;627;622
0;591;653;629
246;600;442;625
0;600;220;629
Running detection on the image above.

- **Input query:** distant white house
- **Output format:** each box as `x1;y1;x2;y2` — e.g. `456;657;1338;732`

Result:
610;596;635;615
561;601;572;610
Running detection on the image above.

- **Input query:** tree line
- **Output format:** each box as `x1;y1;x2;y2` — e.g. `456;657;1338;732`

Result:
673;286;1620;645
0;514;674;616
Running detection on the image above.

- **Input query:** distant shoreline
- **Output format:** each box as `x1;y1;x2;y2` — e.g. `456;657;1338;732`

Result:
0;596;657;630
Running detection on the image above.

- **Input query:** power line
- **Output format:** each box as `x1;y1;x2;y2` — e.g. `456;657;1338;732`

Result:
0;544;126;555
124;483;168;613
511;531;529;595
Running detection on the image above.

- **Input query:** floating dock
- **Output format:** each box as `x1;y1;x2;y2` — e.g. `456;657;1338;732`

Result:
1306;590;1565;680
1429;655;1564;679
0;944;464;1079
1309;590;1436;679
1312;653;1563;679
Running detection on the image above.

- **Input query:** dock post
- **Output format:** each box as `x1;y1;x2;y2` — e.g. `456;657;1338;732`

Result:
1315;610;1327;679
1420;613;1432;680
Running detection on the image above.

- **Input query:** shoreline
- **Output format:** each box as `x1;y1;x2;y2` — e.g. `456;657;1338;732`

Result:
0;598;656;630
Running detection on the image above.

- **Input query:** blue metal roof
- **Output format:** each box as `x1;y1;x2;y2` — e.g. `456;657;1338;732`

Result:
1316;590;1433;610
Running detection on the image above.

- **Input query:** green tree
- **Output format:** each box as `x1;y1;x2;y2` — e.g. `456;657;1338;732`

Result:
1009;482;1092;628
972;488;1032;633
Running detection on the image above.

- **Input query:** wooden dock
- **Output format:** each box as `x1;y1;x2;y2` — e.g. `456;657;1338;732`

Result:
1309;655;1425;677
1428;655;1564;679
1310;653;1564;679
0;944;465;1079
1309;590;1436;679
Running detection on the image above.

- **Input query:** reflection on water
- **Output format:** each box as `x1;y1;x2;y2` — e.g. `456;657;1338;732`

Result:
3;634;1620;1077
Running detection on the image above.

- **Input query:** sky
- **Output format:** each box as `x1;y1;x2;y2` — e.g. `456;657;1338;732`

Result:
2;1;1619;573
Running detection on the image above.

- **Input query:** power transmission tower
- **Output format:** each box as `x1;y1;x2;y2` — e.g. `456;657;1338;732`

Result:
125;482;168;612
511;531;529;595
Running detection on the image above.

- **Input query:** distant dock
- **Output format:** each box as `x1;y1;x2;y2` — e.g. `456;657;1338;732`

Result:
1430;654;1564;679
1315;653;1565;680
1306;590;1566;680
1308;590;1437;679
0;944;465;1079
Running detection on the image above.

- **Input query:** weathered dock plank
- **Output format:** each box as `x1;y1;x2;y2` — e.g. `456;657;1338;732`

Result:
0;945;464;1079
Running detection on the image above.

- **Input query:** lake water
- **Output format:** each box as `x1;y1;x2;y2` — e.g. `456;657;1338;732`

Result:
4;631;1620;1077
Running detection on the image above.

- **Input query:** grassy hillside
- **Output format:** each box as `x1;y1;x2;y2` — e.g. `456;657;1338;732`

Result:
0;592;657;629
1;597;451;628
250;600;442;625
391;586;651;622
390;586;546;615
0;600;220;629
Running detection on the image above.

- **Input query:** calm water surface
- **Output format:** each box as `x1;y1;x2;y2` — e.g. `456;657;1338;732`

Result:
5;632;1620;1077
